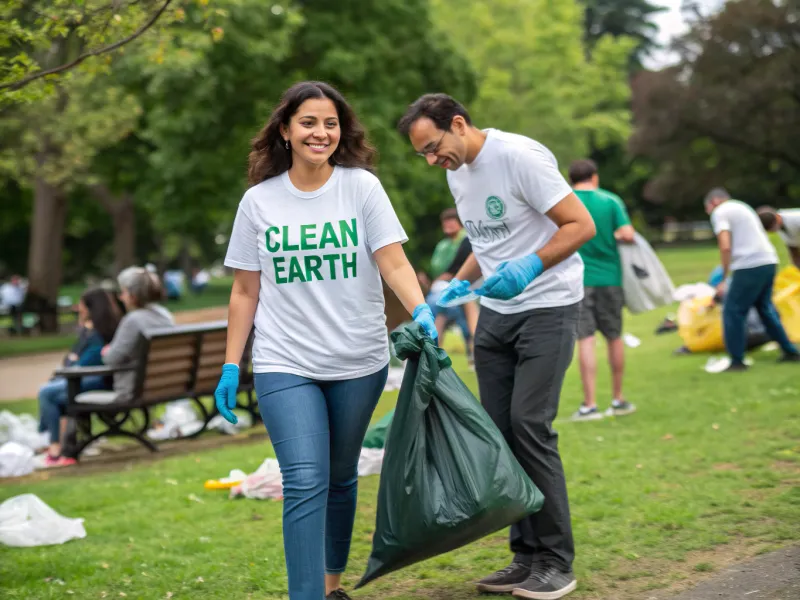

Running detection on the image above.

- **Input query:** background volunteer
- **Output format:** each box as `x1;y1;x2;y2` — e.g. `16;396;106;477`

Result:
705;188;799;371
214;81;436;600
568;159;636;422
757;206;800;268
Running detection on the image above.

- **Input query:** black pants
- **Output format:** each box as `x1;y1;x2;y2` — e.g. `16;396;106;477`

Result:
474;303;579;572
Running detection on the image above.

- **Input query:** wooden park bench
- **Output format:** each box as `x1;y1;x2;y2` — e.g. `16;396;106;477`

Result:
55;320;256;459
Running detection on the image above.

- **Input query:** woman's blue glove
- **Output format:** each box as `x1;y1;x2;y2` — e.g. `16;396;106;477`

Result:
214;363;240;424
412;304;438;342
476;254;544;300
436;279;471;307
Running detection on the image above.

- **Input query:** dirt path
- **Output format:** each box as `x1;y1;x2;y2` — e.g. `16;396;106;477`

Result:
656;545;799;600
0;306;228;402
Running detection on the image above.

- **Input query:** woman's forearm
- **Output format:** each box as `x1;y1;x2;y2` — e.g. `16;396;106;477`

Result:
383;263;426;315
224;283;259;365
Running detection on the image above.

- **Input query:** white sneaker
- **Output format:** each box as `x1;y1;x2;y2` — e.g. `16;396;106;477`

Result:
604;399;636;417
570;406;604;422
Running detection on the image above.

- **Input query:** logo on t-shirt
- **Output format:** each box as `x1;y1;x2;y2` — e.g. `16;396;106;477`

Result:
486;196;506;220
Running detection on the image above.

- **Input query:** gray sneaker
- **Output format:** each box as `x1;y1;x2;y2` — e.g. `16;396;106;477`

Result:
512;562;577;599
570;406;603;422
476;560;532;593
604;399;636;417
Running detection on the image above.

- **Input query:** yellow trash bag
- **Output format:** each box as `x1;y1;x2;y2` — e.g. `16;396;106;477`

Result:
678;266;800;353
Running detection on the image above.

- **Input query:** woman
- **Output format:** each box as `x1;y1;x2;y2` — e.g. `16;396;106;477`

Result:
214;81;437;600
38;288;123;466
101;266;175;402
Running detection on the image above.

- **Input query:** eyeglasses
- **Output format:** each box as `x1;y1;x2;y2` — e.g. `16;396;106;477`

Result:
416;130;447;158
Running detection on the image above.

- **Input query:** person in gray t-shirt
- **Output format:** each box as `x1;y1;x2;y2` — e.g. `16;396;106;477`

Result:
102;267;175;400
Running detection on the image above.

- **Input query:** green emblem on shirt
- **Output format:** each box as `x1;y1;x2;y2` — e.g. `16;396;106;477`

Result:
486;196;506;220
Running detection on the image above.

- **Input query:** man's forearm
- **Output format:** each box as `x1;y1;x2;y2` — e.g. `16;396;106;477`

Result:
454;253;482;283
537;222;595;270
720;248;732;278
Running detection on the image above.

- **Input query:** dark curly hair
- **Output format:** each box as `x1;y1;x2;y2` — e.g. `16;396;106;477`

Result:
248;81;376;185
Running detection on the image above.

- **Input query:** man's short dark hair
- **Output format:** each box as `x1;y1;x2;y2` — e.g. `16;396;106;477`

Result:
398;94;472;135
568;159;598;185
440;208;460;224
757;206;779;231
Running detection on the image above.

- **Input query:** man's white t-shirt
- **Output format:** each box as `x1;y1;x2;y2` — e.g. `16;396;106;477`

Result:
446;129;583;314
224;167;407;379
710;200;777;271
778;209;800;248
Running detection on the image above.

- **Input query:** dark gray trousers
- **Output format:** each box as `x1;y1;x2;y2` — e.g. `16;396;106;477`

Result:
474;303;579;571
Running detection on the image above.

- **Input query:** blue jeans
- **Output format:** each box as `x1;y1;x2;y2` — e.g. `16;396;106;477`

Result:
723;264;798;364
255;365;388;600
426;290;471;343
38;375;107;444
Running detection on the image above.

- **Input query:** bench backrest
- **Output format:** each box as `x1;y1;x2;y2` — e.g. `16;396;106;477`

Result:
132;321;252;403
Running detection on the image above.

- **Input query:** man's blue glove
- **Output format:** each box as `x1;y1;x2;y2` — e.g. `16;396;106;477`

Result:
214;363;240;424
476;254;544;301
412;304;438;342
436;278;471;307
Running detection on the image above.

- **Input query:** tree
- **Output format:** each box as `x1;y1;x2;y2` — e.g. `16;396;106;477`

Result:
629;0;800;216
431;0;634;169
0;0;199;103
0;0;257;329
582;0;666;68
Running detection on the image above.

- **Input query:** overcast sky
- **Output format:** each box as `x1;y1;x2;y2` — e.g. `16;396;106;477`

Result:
645;0;727;69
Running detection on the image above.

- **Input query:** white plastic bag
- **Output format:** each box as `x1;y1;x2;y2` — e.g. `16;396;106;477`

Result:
0;494;86;547
619;234;676;313
357;448;385;477
208;411;253;436
228;448;385;500
0;442;35;478
0;411;49;451
147;400;205;441
230;458;283;500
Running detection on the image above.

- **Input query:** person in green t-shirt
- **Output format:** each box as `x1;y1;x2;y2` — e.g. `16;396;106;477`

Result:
429;208;466;278
568;159;636;422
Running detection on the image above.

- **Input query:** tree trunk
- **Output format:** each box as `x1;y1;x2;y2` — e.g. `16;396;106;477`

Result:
90;185;136;275
26;175;68;333
110;197;135;275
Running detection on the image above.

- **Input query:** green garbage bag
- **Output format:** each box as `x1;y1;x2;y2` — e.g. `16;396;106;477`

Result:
356;323;544;588
362;409;394;449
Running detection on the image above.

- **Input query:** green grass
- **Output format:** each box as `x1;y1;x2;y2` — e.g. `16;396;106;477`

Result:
1;246;799;599
0;279;234;359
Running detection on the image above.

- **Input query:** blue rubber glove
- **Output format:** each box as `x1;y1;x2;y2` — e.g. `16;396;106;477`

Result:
412;303;438;342
214;363;240;424
476;254;544;300
436;278;471;307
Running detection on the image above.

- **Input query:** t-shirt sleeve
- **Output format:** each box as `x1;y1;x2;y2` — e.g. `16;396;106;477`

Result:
363;181;408;253
224;197;261;271
711;206;731;235
612;198;632;229
512;145;574;214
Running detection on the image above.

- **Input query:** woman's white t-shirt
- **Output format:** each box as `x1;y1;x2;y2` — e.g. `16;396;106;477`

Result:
224;167;407;379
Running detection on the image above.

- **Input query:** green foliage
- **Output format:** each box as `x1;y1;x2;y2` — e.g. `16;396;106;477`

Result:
431;0;634;169
630;0;800;215
582;0;666;68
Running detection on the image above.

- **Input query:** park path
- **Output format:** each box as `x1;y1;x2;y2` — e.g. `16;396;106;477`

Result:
0;306;227;402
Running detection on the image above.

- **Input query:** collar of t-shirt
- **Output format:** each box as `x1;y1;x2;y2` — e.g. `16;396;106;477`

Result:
280;167;341;199
464;129;499;170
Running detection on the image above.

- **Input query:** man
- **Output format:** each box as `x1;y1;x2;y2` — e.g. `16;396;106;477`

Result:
568;159;636;421
399;93;596;600
756;206;800;268
427;209;473;346
705;188;799;370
